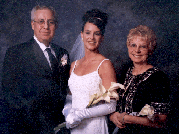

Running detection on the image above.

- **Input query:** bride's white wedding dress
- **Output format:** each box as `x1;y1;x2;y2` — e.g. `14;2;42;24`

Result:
68;59;109;134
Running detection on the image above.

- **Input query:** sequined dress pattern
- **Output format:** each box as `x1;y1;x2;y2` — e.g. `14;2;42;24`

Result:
123;67;159;113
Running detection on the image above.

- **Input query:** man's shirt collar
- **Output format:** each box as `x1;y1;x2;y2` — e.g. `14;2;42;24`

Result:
33;35;51;51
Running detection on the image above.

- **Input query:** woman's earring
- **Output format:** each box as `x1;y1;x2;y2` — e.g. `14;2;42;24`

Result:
82;38;83;41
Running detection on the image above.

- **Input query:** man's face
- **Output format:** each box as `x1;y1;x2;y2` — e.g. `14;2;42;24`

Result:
31;9;56;46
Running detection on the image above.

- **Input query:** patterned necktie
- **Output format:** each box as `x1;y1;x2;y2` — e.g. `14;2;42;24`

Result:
46;48;59;74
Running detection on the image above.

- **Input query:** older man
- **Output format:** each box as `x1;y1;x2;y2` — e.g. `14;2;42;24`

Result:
2;5;70;134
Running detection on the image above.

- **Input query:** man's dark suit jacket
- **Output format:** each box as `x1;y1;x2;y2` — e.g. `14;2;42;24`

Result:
1;38;70;134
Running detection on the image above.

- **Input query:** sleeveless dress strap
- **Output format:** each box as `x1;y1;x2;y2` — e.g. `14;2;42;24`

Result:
97;59;109;71
72;60;78;73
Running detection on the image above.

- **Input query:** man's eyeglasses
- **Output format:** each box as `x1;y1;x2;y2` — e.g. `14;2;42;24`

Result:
33;20;56;26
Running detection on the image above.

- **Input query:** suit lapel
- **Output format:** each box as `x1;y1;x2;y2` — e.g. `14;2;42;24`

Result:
51;44;61;66
51;44;59;59
31;38;52;72
51;44;65;74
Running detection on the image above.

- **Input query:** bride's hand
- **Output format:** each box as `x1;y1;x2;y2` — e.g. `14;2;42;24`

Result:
66;109;81;129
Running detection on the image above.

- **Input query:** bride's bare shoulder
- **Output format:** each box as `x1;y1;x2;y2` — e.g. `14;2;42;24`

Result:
96;54;107;61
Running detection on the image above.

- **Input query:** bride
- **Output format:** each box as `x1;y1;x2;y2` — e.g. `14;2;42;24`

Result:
62;9;117;134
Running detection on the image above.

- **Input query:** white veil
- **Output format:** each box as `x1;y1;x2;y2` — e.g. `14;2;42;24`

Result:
70;34;85;63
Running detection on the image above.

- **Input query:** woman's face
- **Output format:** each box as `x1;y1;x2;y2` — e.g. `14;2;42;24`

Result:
127;36;149;65
81;22;103;52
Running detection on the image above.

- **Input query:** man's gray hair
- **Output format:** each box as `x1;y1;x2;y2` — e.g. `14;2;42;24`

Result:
31;5;58;22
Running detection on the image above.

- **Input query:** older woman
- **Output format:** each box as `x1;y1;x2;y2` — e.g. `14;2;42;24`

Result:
109;25;170;134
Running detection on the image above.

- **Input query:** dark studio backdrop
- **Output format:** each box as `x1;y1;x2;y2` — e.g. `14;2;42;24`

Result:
0;0;178;133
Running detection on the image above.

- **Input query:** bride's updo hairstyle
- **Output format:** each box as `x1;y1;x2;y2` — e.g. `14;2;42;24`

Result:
82;9;108;35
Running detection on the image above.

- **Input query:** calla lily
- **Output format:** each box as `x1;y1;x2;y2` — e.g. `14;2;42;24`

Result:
87;82;124;108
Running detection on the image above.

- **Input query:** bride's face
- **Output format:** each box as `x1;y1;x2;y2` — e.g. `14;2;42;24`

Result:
81;22;104;52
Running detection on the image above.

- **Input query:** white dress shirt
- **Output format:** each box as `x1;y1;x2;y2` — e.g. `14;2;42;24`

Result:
33;36;57;69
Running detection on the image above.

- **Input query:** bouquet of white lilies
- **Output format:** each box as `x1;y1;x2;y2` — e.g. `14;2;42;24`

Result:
87;82;124;108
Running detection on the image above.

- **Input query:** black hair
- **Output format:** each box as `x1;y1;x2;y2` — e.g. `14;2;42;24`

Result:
82;9;108;35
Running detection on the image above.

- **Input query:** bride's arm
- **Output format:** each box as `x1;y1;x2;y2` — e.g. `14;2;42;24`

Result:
62;61;75;118
99;59;117;88
66;99;117;128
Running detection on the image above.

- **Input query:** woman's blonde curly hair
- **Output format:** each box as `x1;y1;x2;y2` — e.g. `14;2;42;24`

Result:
127;25;157;55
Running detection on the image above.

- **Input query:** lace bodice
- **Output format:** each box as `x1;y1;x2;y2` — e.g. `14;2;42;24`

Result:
69;71;102;109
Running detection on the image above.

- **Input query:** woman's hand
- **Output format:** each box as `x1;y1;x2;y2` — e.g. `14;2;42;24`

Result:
66;109;81;129
110;112;127;129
